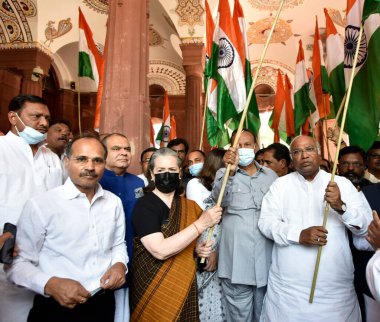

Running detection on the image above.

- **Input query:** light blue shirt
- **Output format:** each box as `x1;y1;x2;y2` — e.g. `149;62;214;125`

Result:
212;162;277;286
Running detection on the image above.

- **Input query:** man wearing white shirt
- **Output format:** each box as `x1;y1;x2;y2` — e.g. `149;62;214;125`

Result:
6;135;128;322
258;135;372;322
0;95;63;322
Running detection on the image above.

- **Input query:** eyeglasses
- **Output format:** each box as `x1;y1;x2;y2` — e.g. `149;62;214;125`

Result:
368;153;380;159
71;156;105;165
143;158;151;164
291;146;317;158
339;161;363;168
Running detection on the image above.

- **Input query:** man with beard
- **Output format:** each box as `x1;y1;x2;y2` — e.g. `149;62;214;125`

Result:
100;133;144;322
338;146;371;191
6;135;128;322
258;135;372;322
0;95;63;322
338;146;375;321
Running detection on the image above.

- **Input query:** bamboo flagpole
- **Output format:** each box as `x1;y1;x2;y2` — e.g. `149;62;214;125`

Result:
309;22;363;303
199;86;209;150
322;96;332;162
201;0;286;264
77;77;82;135
332;91;347;130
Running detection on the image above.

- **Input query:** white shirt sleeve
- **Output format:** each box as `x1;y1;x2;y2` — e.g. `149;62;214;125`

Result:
6;199;53;295
110;198;129;268
338;182;372;237
366;251;380;302
258;180;302;246
186;179;206;211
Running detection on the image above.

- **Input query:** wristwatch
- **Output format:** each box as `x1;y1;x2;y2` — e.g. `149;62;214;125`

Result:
337;202;347;215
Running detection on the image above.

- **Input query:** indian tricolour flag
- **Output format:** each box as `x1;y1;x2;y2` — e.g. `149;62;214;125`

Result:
344;0;380;150
205;0;229;147
209;0;246;140
324;8;346;118
155;91;171;147
312;16;330;119
270;70;285;143
78;8;101;86
294;40;317;135
232;0;260;136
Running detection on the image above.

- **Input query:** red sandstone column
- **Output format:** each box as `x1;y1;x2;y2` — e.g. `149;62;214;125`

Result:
100;0;150;174
180;43;205;151
21;69;44;96
0;48;51;97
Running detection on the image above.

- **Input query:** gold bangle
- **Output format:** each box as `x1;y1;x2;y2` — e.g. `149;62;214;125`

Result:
193;223;200;236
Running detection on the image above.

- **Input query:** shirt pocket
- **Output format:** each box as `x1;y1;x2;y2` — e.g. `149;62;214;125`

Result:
230;184;253;210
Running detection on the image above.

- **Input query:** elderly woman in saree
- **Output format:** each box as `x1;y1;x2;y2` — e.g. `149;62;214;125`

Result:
130;148;222;322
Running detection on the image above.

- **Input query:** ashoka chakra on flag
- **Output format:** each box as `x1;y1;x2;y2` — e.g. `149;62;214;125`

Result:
344;25;368;68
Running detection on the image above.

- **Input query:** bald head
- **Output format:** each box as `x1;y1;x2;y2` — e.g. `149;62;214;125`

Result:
290;135;321;181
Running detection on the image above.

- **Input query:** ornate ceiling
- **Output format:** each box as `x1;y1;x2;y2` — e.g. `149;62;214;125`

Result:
0;0;347;95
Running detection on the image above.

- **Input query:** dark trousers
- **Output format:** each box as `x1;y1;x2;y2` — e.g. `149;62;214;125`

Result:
28;291;115;322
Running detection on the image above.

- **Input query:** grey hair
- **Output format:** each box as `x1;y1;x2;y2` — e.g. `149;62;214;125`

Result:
148;147;182;172
289;135;321;159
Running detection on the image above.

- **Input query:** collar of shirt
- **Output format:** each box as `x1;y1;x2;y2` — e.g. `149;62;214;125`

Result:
7;131;49;158
63;177;104;201
103;168;129;178
237;160;266;176
295;168;322;183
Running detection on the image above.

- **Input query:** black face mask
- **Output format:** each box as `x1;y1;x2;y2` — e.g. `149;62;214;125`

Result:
154;172;180;193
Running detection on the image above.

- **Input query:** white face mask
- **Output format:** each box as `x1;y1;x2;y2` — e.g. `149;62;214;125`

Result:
189;162;204;177
15;113;46;145
238;148;255;167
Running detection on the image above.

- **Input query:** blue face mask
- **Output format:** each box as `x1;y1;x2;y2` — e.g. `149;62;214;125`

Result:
15;113;46;145
238;148;255;167
189;162;204;177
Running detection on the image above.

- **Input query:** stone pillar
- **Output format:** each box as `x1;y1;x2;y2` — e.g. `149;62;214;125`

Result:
180;43;205;151
21;68;44;96
0;48;51;97
100;0;150;174
0;70;22;132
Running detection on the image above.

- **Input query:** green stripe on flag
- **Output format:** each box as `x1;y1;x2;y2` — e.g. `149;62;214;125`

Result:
345;26;380;150
329;63;345;117
78;52;95;80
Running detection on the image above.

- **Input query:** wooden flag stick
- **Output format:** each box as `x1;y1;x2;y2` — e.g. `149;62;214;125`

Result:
201;0;286;264
199;84;209;150
77;77;82;135
309;22;363;303
309;110;315;138
332;92;347;130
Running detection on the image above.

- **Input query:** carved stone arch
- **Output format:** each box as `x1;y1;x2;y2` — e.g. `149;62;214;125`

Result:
148;76;178;94
251;61;295;112
148;60;186;95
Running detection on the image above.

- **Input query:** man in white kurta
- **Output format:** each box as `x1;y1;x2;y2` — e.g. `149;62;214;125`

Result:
258;136;372;322
0;95;62;322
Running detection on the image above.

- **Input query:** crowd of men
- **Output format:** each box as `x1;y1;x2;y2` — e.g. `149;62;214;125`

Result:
0;94;380;322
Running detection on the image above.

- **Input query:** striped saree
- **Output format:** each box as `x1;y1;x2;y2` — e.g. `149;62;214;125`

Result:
130;196;201;322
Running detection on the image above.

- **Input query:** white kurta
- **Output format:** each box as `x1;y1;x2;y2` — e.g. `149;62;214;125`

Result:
0;131;62;322
367;251;380;302
258;170;372;322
